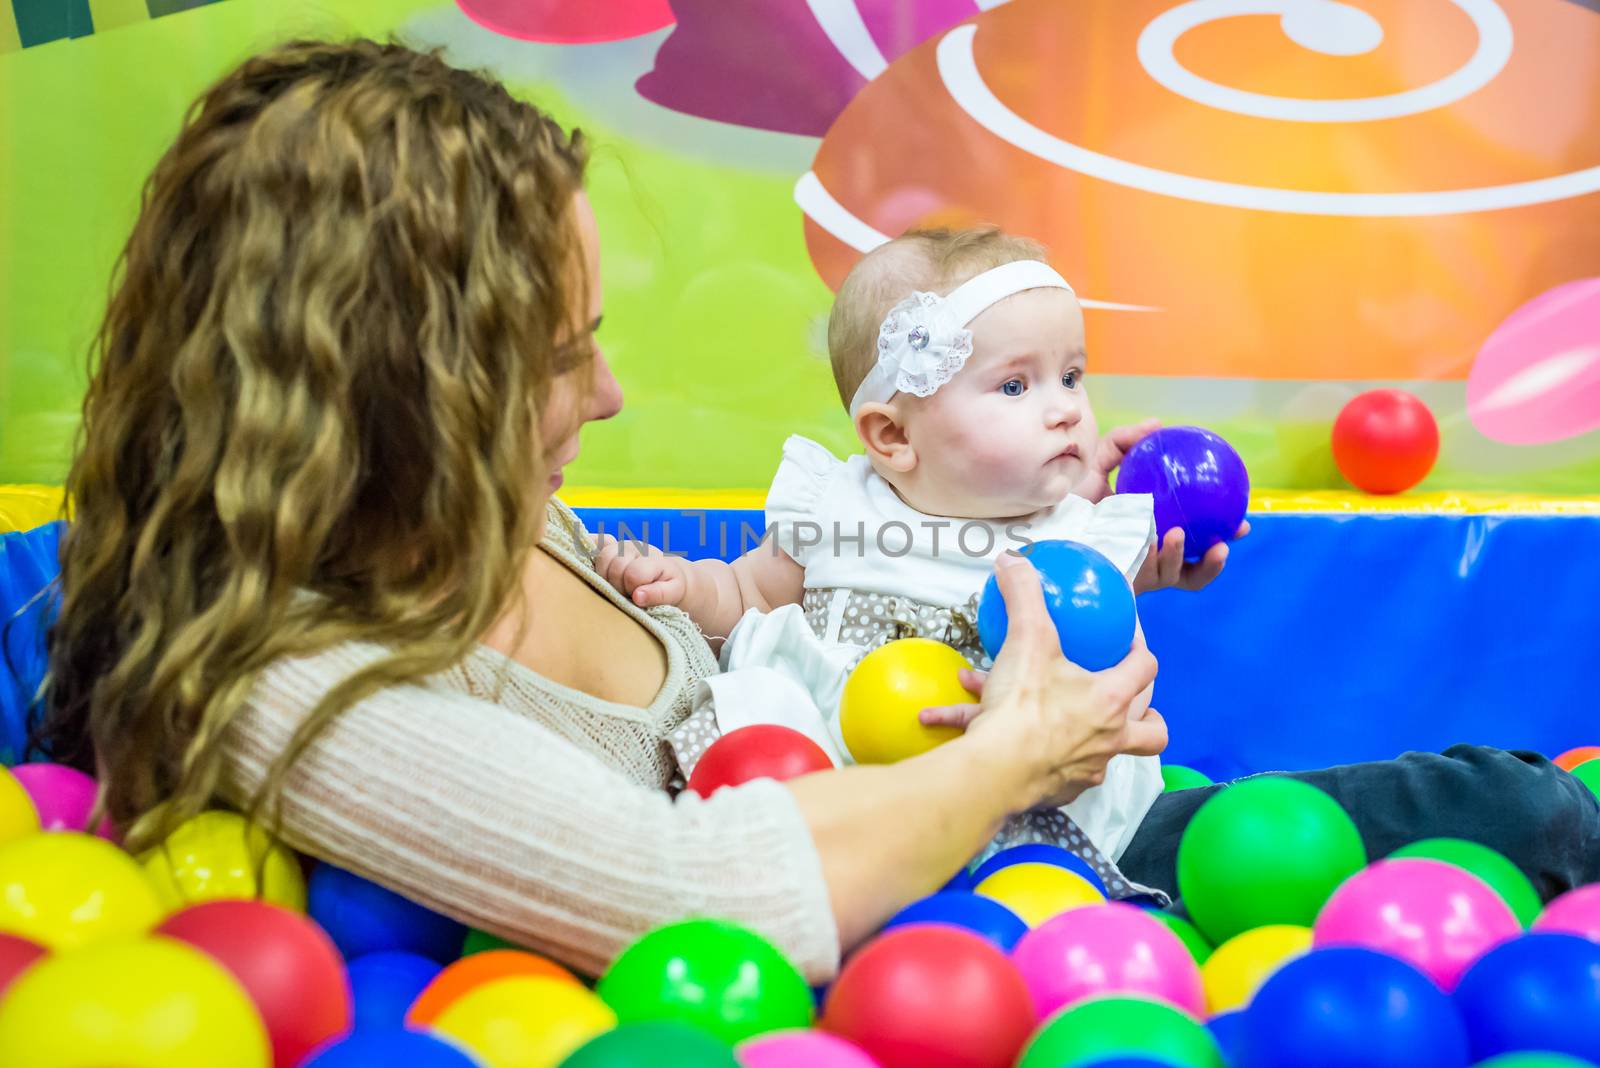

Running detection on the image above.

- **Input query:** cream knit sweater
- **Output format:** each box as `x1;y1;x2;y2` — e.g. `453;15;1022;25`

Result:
218;500;841;980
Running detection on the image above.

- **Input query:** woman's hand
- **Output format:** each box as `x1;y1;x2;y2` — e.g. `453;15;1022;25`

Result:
958;553;1166;809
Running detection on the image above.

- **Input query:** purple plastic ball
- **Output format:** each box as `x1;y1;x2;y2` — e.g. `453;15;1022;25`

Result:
1115;427;1250;563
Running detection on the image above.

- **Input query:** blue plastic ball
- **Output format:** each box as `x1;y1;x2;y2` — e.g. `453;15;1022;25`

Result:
1453;933;1600;1063
968;842;1110;897
1237;947;1469;1068
976;539;1137;670
882;891;1029;951
1207;1010;1248;1065
346;951;443;1030
307;864;467;963
303;1029;481;1067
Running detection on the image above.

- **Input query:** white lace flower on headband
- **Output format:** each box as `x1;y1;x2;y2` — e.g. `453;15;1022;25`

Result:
848;260;1075;419
874;291;975;400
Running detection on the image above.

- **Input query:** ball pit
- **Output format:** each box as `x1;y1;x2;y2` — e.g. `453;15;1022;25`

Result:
975;539;1137;670
0;747;1595;1068
1115;426;1251;563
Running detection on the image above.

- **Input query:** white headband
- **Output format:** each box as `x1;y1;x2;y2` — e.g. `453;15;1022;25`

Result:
848;260;1075;419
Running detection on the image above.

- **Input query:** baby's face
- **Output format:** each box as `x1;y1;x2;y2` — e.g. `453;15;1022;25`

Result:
899;288;1098;519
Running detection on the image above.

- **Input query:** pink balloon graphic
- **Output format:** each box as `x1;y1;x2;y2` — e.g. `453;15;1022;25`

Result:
738;1029;881;1068
1534;884;1600;942
1467;277;1600;445
1314;859;1520;990
8;762;114;839
456;0;674;45
1010;902;1205;1020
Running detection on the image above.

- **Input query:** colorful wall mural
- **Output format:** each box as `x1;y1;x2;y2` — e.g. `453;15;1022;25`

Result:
4;0;1599;493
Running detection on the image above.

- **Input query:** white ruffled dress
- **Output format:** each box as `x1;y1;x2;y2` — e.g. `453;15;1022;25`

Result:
670;436;1166;879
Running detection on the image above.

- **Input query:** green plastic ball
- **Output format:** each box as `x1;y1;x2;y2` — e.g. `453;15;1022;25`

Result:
1570;758;1600;799
1143;909;1213;965
1176;778;1366;944
460;929;519;957
1389;837;1541;927
1016;995;1224;1068
597;919;813;1044
1162;765;1215;792
1473;1056;1597;1068
559;1021;737;1067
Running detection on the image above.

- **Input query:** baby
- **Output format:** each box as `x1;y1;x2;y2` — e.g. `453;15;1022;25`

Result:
597;228;1238;892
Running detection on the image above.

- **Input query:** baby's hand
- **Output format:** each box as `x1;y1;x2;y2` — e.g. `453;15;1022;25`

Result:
1132;522;1251;595
1074;419;1162;503
593;534;690;608
918;667;989;730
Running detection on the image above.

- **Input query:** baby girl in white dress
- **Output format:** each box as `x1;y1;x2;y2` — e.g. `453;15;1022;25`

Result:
596;228;1237;892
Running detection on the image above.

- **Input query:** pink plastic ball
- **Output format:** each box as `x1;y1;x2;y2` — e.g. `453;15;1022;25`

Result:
1534;884;1600;942
8;763;114;838
1313;858;1520;990
1010;901;1205;1019
738;1030;881;1068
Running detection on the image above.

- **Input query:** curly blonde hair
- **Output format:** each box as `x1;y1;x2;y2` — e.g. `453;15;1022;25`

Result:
40;39;590;850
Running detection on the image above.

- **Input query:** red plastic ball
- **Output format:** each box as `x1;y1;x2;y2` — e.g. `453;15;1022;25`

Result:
1555;746;1600;772
0;933;46;998
1331;389;1440;495
158;900;351;1068
821;924;1035;1068
686;725;834;798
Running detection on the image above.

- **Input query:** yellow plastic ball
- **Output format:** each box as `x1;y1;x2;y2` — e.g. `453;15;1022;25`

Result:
839;638;975;764
972;862;1105;927
0;935;270;1067
139;809;306;912
432;975;617;1068
0;832;162;950
0;768;40;847
1201;923;1314;1015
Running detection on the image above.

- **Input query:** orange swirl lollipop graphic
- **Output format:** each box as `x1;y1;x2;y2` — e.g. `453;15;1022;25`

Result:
799;0;1600;383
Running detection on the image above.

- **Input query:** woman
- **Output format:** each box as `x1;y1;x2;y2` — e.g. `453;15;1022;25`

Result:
37;39;1165;980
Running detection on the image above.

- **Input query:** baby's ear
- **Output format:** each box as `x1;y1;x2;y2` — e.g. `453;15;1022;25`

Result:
856;402;917;473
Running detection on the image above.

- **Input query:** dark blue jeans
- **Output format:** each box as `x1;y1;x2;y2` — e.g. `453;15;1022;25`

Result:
1118;745;1600;903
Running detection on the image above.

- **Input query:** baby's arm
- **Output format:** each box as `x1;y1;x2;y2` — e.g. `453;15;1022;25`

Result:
593;533;804;640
